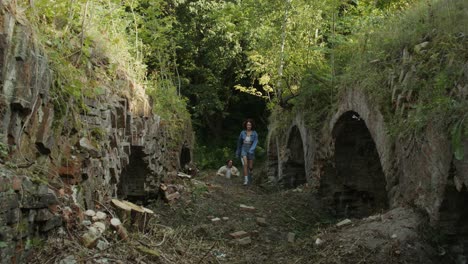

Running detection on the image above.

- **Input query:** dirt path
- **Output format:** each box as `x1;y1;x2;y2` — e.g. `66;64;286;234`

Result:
151;170;327;263
31;170;443;264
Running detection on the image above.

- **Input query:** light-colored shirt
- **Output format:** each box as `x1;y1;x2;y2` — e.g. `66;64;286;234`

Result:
216;165;239;179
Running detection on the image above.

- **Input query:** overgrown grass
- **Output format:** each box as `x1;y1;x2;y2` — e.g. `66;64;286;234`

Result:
19;0;190;133
337;0;468;154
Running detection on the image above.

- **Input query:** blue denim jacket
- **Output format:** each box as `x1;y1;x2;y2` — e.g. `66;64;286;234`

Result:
236;130;258;157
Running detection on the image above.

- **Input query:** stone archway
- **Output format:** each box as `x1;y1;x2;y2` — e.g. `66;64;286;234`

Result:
321;111;388;218
438;162;468;262
282;126;306;188
117;146;149;202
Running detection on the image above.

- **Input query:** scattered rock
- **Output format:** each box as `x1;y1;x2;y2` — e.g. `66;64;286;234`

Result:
239;204;256;212
287;232;295;243
84;210;96;217
315;238;324;246
81;231;100;248
211;217;221;222
250;230;259;238
166;192;181;201
82;220;92;226
391;234;398;239
222;217;229;221
93;211;107;221
230;231;249;239
92;222;106;234
236;236;252;245
365;214;382;222
336;219;352;227
256;217;267;227
96;239;110;251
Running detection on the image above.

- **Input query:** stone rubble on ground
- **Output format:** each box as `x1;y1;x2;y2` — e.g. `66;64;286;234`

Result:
315;238;324;246
236;236;252;245
211;217;221;222
239;204;256;212
96;239;110;251
92;222;106;234
336;219;352;227
287;232;296;243
230;231;249;239
93;211;107;221
256;217;268;227
84;210;96;217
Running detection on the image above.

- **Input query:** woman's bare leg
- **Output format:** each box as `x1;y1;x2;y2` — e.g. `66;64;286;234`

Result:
242;156;249;176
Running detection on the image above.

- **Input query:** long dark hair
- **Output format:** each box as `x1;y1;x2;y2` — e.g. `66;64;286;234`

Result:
242;118;255;130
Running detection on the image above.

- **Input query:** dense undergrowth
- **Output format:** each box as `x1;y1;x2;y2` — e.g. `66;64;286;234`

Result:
339;0;468;157
272;0;467;160
18;0;189;138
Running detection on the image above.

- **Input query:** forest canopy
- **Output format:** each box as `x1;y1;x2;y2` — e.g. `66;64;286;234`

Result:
20;0;467;167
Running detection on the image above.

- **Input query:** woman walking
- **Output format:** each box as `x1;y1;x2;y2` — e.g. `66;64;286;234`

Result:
236;119;258;185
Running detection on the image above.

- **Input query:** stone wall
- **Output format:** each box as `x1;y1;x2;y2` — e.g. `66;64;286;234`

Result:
0;2;193;262
266;113;316;188
266;86;467;223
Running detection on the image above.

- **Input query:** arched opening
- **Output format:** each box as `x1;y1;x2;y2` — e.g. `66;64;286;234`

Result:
438;162;468;263
180;145;191;170
117;146;149;203
267;134;279;182
282;126;306;188
320;111;388;218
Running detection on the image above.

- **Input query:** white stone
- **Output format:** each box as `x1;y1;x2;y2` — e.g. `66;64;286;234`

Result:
287;232;295;243
336;219;352;227
92;222;106;234
95;211;107;220
84;210;96;217
110;218;122;226
239;204;256;211
211;217;221;222
391;234;397;239
315;238;324;246
96;239;110;251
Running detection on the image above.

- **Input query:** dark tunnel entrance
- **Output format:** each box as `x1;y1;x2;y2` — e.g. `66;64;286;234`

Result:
118;146;149;203
180;145;191;170
438;162;468;263
320;111;388;218
282;126;306;188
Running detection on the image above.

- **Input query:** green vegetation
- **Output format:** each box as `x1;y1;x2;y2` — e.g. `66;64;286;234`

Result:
15;0;467;166
339;0;468;157
19;0;190;138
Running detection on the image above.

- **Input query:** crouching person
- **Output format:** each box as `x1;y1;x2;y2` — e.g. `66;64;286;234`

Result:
217;159;239;179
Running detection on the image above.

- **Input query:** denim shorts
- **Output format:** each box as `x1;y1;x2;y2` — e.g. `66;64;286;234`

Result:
241;144;254;160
